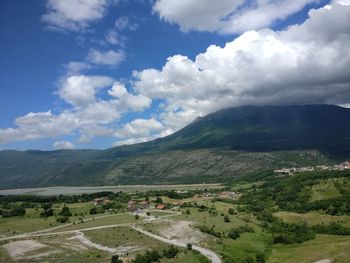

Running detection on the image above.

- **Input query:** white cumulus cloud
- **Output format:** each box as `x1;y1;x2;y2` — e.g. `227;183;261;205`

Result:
58;75;114;107
135;0;350;132
87;49;125;66
42;0;113;32
153;0;320;34
53;141;76;149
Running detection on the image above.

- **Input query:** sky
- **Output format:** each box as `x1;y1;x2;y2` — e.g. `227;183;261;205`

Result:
0;0;349;151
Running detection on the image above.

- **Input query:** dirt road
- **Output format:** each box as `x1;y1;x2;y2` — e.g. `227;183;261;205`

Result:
131;225;222;263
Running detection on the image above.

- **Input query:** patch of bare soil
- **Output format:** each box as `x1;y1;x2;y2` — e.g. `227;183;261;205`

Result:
313;260;332;263
158;220;208;244
68;231;140;255
2;239;61;260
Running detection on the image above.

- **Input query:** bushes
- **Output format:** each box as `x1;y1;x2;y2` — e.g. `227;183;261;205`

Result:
132;246;180;262
163;245;179;258
40;208;54;218
133;250;161;263
111;255;123;263
227;225;255;240
56;216;69;223
89;206;105;215
271;222;315;244
228;208;235;215
313;222;350;235
1;207;26;217
59;206;72;217
228;229;240;240
197;225;222;238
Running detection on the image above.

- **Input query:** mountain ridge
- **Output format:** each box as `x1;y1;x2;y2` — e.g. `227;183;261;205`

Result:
1;104;350;189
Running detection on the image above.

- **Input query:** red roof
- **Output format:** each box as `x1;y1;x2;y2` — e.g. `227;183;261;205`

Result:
156;204;166;210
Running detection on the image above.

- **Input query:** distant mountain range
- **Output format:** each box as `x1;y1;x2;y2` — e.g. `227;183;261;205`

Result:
1;104;350;189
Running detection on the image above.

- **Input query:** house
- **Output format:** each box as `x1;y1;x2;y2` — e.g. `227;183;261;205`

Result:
218;191;237;200
139;201;149;209
94;197;111;206
128;200;137;211
155;204;166;210
103;199;112;205
94;198;104;205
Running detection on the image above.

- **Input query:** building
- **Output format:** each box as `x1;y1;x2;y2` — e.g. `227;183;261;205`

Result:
128;200;137;211
94;198;106;205
156;204;166;210
139;201;149;209
218;191;237;200
94;197;111;206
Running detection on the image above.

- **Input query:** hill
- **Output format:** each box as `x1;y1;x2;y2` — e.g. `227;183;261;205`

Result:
1;104;350;189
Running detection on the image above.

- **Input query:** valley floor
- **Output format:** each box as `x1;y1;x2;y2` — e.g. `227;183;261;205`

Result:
1;171;350;263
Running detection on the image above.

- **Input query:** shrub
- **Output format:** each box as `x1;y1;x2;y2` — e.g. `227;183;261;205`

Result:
228;208;235;215
89;207;105;215
163;245;179;258
56;216;69;223
40;208;54;218
59;206;72;217
197;225;222;238
111;255;123;263
228;229;240;239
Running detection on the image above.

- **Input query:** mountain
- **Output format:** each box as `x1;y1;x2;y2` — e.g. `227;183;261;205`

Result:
1;104;350;189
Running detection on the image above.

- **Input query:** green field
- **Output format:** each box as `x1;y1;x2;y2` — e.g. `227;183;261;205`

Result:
1;170;350;263
268;235;350;263
310;179;342;201
275;211;350;227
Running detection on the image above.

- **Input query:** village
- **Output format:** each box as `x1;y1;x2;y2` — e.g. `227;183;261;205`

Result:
274;160;350;176
93;190;239;215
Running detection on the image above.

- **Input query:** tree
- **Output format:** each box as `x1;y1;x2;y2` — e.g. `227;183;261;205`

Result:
228;229;240;240
224;215;230;222
42;203;53;210
111;255;123;263
40;208;54;218
59;206;72;217
228;208;235;215
89;207;105;215
155;197;163;204
56;216;69;223
163;245;179;258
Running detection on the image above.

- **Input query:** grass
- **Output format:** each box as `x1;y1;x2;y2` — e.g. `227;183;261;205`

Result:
85;226;166;249
177;202;257;233
211;230;269;263
168;251;210;263
274;211;350;227
47;213;137;232
0;202;111;236
0;246;15;263
310;179;342;202
268;234;350;263
148;211;175;217
42;247;111;263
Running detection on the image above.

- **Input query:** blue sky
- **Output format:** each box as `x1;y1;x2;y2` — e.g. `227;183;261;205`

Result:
1;0;349;150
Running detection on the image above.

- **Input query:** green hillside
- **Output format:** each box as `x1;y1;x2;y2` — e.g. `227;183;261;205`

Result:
1;104;350;189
